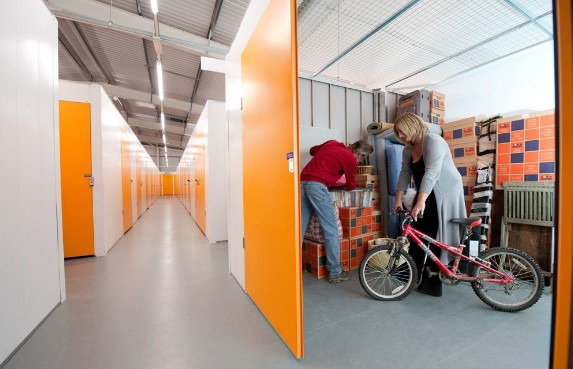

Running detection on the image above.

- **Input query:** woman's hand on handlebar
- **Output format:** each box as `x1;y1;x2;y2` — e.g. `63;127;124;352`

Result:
411;201;425;222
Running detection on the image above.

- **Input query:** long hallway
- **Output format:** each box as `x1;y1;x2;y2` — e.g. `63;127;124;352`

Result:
3;197;552;369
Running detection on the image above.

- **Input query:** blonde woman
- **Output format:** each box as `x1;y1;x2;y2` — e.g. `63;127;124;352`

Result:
392;113;466;297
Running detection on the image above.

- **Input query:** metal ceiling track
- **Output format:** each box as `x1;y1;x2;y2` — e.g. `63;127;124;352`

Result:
385;9;553;90
311;0;422;78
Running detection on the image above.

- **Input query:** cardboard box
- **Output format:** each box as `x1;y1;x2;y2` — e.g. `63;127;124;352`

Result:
495;110;555;189
355;174;378;182
339;206;373;219
371;211;382;232
462;176;476;197
302;239;350;279
430;109;445;125
442;117;480;145
449;141;477;160
339;206;374;238
349;232;382;269
430;91;445;111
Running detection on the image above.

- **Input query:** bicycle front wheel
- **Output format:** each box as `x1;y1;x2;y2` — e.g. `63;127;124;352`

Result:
359;245;417;301
471;247;544;312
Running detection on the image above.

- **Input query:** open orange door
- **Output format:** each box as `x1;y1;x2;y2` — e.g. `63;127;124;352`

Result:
121;130;133;233
552;1;573;368
242;0;302;358
59;101;95;258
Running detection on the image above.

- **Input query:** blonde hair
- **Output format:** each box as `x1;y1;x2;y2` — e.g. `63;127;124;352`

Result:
393;112;428;145
348;139;373;156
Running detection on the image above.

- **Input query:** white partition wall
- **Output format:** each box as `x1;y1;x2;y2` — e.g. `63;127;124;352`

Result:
225;0;272;288
59;80;159;256
0;1;63;364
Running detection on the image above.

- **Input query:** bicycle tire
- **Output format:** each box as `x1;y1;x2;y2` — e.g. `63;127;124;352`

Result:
359;245;418;301
470;247;544;312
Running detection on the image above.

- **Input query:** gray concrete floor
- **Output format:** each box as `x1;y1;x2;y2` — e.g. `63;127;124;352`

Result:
2;197;553;369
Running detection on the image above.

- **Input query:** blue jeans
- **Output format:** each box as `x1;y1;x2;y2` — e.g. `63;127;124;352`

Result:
301;181;342;277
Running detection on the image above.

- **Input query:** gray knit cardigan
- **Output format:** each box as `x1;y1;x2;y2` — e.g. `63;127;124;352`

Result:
397;132;467;262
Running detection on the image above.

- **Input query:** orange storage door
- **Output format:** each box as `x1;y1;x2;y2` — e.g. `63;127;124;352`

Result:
194;134;207;234
59;101;95;258
162;174;174;195
136;155;142;218
242;0;302;358
121;131;133;232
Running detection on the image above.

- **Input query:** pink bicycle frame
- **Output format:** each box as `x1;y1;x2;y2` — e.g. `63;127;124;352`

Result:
401;222;514;284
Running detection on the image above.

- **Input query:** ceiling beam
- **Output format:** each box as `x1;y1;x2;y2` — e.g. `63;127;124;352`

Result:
127;117;195;136
46;0;229;58
99;83;203;115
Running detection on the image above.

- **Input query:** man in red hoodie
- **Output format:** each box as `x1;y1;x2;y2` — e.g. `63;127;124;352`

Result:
301;139;373;283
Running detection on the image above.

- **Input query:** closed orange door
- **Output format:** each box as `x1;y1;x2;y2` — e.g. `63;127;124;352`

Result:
242;0;302;358
136;156;142;218
121;131;133;232
194;137;207;234
162;174;174;195
59;101;95;258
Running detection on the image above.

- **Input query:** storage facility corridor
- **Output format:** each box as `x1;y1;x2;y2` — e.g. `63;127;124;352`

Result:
3;197;552;369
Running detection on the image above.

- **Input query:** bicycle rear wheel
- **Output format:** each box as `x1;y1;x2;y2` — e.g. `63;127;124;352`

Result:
359;245;417;301
470;247;544;312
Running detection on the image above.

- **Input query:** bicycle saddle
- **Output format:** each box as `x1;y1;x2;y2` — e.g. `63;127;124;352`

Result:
450;217;482;227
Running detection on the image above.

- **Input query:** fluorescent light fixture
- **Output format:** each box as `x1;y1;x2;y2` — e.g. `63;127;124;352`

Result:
162;133;166;144
156;61;164;101
151;0;158;14
161;112;165;130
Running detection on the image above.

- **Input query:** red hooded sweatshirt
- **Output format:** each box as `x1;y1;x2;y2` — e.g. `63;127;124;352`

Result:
300;140;357;190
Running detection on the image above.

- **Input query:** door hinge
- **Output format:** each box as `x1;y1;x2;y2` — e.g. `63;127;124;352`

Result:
243;237;245;249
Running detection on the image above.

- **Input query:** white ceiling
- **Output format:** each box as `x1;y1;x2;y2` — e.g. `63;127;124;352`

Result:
47;0;553;171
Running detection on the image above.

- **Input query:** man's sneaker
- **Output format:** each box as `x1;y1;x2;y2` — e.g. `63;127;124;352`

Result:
328;271;351;284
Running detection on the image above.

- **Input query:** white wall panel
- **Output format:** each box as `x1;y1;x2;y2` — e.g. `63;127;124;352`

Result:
330;85;346;143
203;101;228;243
0;0;62;364
361;92;374;139
298;78;312;126
225;0;271;289
97;86;125;254
311;81;329;128
346;89;362;143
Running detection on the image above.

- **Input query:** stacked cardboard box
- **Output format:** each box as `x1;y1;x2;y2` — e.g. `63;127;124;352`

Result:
339;207;382;270
430;91;445;125
303;206;382;279
495;110;555;189
302;239;349;279
356;174;380;209
443;116;480;215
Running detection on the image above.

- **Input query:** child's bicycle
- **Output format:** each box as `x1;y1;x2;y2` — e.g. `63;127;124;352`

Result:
358;208;544;312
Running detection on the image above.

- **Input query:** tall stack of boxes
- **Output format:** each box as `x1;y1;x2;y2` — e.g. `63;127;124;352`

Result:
495;110;555;188
397;89;446;125
430;91;446;125
302;174;383;279
442;117;481;215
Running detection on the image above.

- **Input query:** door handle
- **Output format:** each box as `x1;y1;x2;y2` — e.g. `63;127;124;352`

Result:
84;174;94;186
